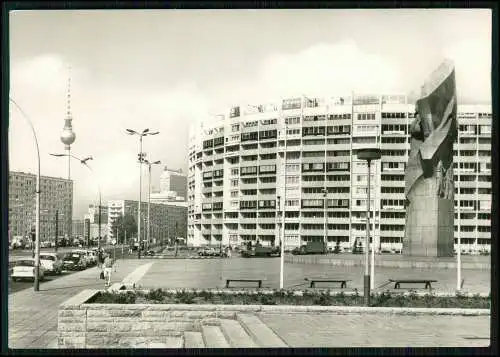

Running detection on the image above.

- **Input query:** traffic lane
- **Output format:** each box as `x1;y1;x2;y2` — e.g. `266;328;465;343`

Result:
9;244;130;256
8;270;74;294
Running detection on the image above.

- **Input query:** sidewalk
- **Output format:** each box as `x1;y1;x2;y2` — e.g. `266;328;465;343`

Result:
8;259;146;349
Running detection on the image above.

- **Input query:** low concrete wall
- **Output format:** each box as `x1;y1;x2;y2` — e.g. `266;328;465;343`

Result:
285;255;490;270
58;289;490;348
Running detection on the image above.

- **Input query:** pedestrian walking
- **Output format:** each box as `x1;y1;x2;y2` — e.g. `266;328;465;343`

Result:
103;253;114;287
98;248;105;269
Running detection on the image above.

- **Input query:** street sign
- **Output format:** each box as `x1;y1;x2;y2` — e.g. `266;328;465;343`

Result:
112;239;117;245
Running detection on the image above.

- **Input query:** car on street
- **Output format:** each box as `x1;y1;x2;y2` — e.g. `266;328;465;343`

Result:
11;258;46;282
39;253;63;275
71;249;96;266
62;252;87;271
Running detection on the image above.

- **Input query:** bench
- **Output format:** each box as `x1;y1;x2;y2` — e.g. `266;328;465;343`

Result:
305;278;351;289
389;279;438;290
225;279;263;288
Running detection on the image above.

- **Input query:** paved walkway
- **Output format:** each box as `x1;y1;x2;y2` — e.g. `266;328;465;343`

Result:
8;259;147;349
8;259;491;349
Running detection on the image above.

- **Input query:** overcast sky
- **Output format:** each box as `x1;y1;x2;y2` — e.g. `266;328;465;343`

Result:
8;9;491;217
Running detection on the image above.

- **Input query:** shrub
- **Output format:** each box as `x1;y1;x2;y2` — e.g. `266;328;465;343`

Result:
313;292;331;306
259;293;277;305
146;288;164;302
199;290;214;302
174;290;195;304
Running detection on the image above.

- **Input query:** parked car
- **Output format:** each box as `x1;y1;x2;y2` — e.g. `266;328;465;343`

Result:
62;252;87;271
72;249;95;266
39;253;63;275
11;259;46;282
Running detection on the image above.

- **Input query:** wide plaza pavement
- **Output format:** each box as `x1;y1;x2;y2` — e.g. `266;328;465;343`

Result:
8;258;491;349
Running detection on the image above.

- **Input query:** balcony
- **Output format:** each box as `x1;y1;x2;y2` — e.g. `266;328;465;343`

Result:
240;229;257;235
259;146;278;155
301;180;326;188
257;217;277;224
240;148;259;156
302;144;327;152
212;185;223;193
380;143;408;150
239;217;257;223
378;230;405;238
202;186;212;194
381;206;405;211
382;130;405;136
258;194;276;201
258;181;277;189
328;229;350;237
380;193;404;200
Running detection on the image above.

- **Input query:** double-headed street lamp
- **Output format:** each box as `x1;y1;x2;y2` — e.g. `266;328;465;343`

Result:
126;128;159;259
143;159;161;251
50;153;101;248
357;148;381;307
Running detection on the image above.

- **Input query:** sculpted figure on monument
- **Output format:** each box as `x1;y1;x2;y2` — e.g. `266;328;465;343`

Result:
405;60;458;201
403;59;457;257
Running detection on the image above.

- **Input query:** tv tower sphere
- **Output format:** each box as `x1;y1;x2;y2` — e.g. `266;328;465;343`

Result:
60;118;76;147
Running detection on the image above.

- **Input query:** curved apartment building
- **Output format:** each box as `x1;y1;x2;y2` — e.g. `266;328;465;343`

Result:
187;94;492;253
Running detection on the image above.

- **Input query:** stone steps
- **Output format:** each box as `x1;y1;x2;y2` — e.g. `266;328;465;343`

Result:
201;325;230;348
185;315;288;348
184;331;205;348
237;314;288;347
220;319;258;348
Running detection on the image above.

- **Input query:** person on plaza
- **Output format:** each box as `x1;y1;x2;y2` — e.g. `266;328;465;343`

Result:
98;248;105;269
103;252;114;287
226;246;232;259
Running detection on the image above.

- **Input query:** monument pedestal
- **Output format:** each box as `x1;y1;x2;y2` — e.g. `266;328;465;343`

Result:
403;175;454;257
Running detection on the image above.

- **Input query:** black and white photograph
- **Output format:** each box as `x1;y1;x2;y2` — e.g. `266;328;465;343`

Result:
5;6;494;350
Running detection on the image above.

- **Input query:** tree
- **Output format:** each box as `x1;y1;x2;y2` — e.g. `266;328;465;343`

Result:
111;214;137;243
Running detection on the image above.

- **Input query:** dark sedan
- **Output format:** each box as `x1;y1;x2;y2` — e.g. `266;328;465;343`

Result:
62;252;87;271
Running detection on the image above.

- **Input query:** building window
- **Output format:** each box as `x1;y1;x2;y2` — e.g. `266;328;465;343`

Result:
282;98;301;110
285;117;300;125
326;162;349;172
241;166;258;176
259;165;276;174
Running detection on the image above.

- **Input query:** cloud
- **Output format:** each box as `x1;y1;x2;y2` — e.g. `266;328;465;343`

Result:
442;38;491;102
212;39;404;107
9;54;210;216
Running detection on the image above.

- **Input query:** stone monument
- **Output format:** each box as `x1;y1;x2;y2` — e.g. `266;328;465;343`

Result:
403;59;457;257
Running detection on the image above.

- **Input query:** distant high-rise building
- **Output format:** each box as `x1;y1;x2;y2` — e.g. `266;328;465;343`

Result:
83;204;109;242
187;94;492;253
9;171;73;243
72;219;85;239
107;199;187;244
159;167;187;199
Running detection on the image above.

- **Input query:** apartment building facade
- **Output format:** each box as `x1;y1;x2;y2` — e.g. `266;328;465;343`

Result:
107;199;187;244
187;95;492;253
8;171;73;243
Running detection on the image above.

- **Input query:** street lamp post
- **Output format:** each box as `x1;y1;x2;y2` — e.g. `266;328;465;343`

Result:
357;148;381;306
144;159;161;251
322;188;328;250
10;98;42;292
49;154;101;247
55;210;59;253
126;128;160;259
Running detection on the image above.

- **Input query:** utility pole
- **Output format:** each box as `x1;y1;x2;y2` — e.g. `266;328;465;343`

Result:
55;210;59;253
